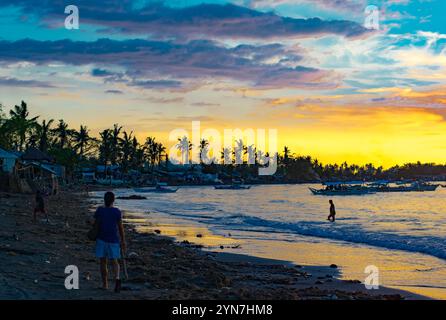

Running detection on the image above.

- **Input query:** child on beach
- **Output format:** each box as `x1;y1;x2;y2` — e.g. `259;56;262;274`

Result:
327;199;336;222
94;191;126;293
33;190;48;223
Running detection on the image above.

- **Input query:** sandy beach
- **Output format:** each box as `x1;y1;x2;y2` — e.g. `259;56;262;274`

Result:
0;190;426;300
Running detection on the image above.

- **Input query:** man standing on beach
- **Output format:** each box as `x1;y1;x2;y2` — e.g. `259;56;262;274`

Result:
94;191;126;292
327;199;336;222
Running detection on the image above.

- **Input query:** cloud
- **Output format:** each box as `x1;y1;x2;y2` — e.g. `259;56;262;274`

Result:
0;76;55;88
129;79;182;89
104;89;123;94
1;1;369;40
190;102;221;107
142;97;184;104
245;0;366;13
92;68;116;77
0;38;338;89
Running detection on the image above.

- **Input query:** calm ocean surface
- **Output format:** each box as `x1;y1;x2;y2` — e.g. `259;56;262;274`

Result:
95;184;446;299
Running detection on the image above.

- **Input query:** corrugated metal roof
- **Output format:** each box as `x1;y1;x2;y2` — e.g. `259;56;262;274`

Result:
0;148;18;159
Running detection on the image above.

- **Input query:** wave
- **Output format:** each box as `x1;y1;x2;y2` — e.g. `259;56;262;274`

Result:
221;214;446;261
110;189;446;261
145;205;446;261
269;200;290;203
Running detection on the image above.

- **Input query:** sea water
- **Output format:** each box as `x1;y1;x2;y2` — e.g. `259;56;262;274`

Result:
93;184;446;299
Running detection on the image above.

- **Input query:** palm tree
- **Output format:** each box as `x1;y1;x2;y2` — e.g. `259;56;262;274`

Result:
245;144;256;165
119;131;134;173
36;119;54;152
283;146;291;165
98;129;113;176
110;124;122;165
234;139;244;164
221;147;232;165
144;136;157;170
199;138;209;164
52;119;72;149
176;136;192;164
0;121;10;149
0;104;10;149
155;142;166;166
129;137;145;170
8;101;39;151
257;150;266;165
0;104;5;145
72;125;91;158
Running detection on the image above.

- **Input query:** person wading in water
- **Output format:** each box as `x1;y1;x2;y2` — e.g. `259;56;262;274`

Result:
327;199;336;222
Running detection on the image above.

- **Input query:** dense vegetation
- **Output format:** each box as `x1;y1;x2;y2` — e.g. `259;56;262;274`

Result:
1;101;446;182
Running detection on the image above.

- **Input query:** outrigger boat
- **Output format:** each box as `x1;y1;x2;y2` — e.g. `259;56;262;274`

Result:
367;181;438;192
134;183;179;193
309;182;372;196
214;180;251;190
214;184;251;190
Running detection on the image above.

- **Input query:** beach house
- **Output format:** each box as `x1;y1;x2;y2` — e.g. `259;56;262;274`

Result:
20;147;66;180
0;147;18;173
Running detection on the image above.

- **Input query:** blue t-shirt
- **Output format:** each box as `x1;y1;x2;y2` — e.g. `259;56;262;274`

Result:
94;206;122;243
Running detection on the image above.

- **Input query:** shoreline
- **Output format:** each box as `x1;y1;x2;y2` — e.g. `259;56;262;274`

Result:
122;206;436;300
77;176;446;189
0;190;427;300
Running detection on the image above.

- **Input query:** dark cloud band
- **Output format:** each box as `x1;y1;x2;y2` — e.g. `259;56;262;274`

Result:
0;38;337;89
0;1;369;40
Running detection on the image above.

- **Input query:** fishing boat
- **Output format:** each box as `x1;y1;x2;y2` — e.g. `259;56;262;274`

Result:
309;182;373;196
214;179;251;190
309;187;371;196
367;181;438;192
407;181;438;191
214;184;251;190
134;187;178;193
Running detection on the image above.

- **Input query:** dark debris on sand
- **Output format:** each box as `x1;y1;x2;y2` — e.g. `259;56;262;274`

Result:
0;191;406;300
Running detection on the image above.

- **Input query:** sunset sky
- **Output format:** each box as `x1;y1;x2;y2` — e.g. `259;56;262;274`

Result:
1;0;446;167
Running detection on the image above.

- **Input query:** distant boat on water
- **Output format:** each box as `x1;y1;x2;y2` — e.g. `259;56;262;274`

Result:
310;180;439;196
214;184;251;190
368;181;438;192
214;179;251;190
309;182;372;196
134;183;179;193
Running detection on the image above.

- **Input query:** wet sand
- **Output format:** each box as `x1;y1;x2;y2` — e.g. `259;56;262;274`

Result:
0;191;427;300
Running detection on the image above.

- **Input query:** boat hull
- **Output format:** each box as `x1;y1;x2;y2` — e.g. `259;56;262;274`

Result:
309;187;372;196
370;185;438;192
134;188;178;193
214;185;251;190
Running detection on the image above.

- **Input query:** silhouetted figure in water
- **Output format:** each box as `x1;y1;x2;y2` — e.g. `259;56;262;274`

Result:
327;199;336;222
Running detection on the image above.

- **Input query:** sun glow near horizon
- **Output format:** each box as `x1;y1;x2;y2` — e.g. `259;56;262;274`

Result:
1;0;446;168
124;103;446;169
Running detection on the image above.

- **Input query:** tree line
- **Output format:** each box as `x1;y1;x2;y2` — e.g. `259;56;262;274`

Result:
0;101;166;174
2;101;446;182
